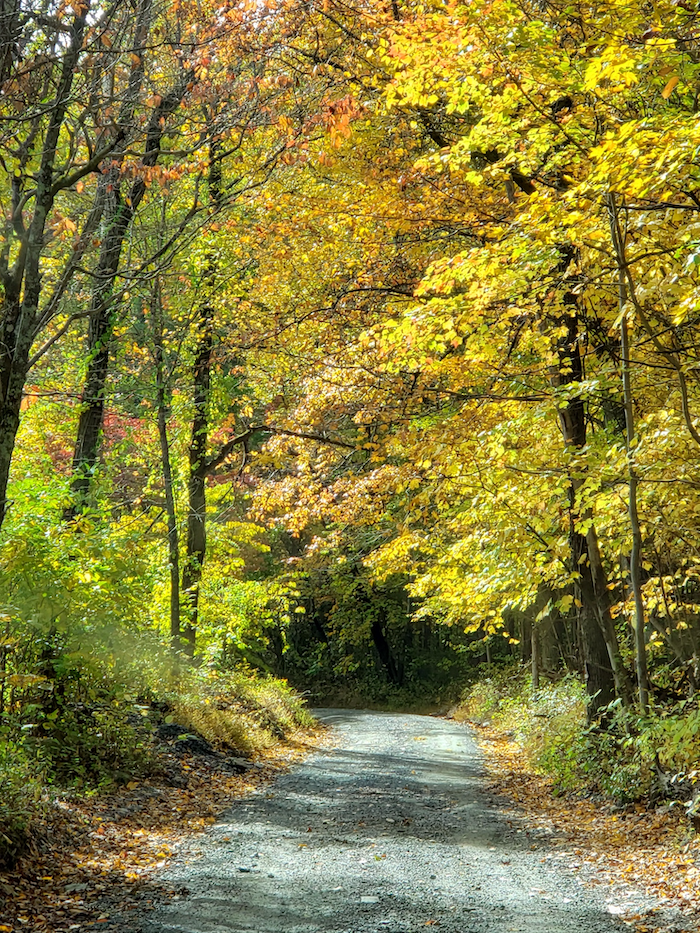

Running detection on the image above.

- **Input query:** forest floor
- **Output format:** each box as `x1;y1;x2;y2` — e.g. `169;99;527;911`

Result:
473;722;700;933
0;727;327;932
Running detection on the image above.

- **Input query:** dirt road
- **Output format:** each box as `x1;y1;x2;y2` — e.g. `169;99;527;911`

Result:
123;710;631;933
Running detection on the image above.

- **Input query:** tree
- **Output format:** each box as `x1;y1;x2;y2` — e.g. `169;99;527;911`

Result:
0;2;92;528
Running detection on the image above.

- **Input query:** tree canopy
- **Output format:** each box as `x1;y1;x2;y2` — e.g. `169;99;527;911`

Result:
3;0;700;804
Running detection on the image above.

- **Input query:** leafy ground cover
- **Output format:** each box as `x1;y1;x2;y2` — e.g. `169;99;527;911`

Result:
0;722;325;932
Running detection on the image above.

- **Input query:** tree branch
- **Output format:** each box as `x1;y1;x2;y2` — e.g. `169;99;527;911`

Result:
204;425;357;475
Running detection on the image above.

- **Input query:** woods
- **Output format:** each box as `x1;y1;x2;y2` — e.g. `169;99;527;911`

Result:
4;0;700;883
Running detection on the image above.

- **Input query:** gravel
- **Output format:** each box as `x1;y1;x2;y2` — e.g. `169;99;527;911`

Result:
118;709;634;933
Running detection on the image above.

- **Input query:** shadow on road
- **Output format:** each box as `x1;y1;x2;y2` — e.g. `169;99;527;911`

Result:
126;710;626;933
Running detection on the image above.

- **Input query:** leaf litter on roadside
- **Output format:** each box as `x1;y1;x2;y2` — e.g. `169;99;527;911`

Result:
0;731;323;932
475;724;700;933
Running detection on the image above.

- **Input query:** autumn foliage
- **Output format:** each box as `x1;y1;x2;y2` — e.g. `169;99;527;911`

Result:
2;0;700;899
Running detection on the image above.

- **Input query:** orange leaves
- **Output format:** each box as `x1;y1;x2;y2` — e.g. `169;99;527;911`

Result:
51;213;78;241
323;96;360;149
56;0;88;17
661;75;679;99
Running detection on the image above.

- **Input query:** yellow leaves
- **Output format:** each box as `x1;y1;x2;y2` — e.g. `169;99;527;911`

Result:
3;672;47;688
557;594;574;614
661;75;679;99
278;114;295;135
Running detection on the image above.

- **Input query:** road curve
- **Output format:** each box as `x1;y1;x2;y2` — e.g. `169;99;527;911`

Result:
131;709;627;933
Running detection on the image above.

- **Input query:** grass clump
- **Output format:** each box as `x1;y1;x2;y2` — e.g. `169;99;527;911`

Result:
169;669;314;755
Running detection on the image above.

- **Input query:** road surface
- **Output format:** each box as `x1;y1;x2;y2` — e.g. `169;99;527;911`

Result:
124;709;632;933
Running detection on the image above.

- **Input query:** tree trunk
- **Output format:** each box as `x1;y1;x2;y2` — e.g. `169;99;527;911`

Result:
64;54;190;518
0;7;88;529
180;134;223;657
585;524;634;704
64;185;133;518
0;303;33;526
180;306;212;657
548;264;619;713
572;528;616;710
531;622;541;690
0;0;19;86
153;285;181;648
370;611;402;685
608;193;650;713
519;613;532;664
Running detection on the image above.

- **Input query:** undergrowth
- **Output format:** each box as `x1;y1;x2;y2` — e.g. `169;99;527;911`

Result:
455;664;700;806
171;668;315;754
0;749;42;870
0;635;314;869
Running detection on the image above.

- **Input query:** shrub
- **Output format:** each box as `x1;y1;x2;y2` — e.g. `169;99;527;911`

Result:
0;745;41;869
457;666;700;804
26;702;155;787
454;662;533;725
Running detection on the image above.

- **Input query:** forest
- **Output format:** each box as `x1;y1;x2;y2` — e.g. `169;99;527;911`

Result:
3;0;700;885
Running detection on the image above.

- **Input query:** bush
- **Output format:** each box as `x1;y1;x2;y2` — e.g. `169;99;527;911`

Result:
454;662;534;725
26;702;155;787
457;666;700;804
0;746;41;869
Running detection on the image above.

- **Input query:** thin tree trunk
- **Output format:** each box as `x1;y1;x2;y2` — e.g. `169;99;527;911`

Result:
180;133;222;657
531;622;541;690
520;614;532;664
180;303;212;657
608;193;650;713
153;282;181;648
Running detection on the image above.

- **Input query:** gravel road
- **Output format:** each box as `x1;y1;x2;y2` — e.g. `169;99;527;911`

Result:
129;709;630;933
